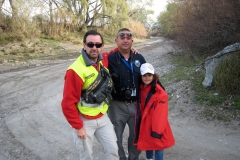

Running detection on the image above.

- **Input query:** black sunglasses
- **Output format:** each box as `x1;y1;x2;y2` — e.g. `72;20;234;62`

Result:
117;33;132;38
86;43;103;48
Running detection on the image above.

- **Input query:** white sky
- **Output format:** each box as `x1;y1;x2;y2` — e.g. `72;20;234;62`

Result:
150;0;169;21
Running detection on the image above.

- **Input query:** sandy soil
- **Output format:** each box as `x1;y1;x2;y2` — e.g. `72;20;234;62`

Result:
0;37;240;160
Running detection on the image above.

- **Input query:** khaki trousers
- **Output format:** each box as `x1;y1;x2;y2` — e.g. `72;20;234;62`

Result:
72;114;119;160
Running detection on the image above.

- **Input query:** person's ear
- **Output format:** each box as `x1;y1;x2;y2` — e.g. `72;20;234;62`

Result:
83;43;86;50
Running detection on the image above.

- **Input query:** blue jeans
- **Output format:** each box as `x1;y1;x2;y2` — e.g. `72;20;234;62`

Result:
146;150;164;160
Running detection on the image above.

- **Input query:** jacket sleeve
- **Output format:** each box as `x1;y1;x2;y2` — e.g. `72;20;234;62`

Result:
61;69;84;129
108;48;118;55
101;48;119;68
151;90;168;136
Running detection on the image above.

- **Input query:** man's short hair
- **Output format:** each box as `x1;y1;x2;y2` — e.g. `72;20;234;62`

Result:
117;28;131;34
83;30;104;44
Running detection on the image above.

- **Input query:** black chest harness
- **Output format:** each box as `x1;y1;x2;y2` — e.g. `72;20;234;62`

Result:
81;64;113;104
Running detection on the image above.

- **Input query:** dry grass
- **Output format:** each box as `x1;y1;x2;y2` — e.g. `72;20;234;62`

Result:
0;39;63;63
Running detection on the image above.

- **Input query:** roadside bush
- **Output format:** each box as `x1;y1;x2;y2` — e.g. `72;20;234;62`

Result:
165;49;240;123
158;3;178;38
233;95;240;110
158;0;240;56
0;33;25;44
214;51;240;95
124;19;147;38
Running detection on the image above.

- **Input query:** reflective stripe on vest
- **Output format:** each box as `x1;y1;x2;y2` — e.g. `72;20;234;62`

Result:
68;55;108;116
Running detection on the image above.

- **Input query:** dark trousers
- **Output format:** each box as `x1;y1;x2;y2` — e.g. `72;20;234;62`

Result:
108;100;141;160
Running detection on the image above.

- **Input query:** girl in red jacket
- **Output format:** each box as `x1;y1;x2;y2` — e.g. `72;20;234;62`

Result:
134;63;175;160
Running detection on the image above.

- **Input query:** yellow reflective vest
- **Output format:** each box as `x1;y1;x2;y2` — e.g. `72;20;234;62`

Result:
68;55;109;116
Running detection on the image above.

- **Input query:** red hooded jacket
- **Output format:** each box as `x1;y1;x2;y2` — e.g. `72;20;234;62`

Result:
134;81;175;150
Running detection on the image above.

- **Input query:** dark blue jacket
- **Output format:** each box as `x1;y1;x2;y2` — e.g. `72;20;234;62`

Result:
108;51;146;101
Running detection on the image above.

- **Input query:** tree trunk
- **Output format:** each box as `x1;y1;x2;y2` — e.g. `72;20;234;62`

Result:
0;0;5;10
49;0;53;36
9;0;19;31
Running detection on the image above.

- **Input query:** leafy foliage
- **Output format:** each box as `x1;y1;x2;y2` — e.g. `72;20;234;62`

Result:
157;2;178;37
214;51;240;95
157;0;240;55
124;19;147;38
127;0;154;29
0;0;153;41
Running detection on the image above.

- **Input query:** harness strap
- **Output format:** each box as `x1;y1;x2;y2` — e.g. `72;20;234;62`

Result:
81;64;112;104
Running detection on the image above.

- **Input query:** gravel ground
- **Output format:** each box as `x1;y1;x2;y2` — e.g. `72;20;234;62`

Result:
0;37;240;160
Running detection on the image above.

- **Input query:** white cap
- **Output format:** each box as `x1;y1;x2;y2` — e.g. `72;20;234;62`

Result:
140;63;154;75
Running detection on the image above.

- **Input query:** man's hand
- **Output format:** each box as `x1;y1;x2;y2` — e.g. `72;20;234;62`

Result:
131;47;139;54
77;128;87;139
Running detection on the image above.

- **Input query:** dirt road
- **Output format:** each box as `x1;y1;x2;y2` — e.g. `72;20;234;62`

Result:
0;38;239;160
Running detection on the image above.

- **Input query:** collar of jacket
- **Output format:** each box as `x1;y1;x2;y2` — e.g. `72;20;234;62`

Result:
116;50;134;64
81;48;103;66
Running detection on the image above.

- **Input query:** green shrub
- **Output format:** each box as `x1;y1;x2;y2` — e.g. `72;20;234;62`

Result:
233;95;240;110
192;70;227;106
214;51;240;95
20;43;27;47
9;50;18;55
24;53;30;57
165;50;229;106
29;49;35;53
0;33;25;44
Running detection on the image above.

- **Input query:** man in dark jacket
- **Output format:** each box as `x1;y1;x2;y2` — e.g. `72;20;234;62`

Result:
108;28;146;160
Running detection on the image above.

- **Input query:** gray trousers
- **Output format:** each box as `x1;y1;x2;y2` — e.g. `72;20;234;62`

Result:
72;114;119;160
108;100;141;160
